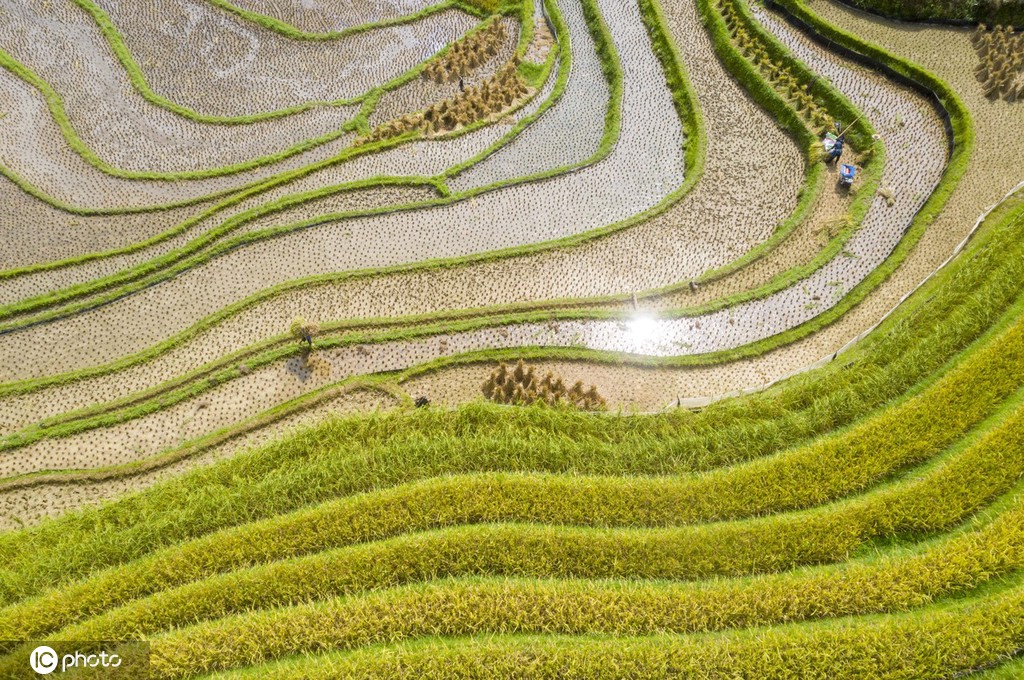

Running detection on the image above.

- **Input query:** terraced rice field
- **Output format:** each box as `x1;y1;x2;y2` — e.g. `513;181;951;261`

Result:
1;0;1024;675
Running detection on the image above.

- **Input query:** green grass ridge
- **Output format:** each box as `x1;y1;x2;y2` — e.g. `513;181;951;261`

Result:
0;0;1019;676
0;0;881;447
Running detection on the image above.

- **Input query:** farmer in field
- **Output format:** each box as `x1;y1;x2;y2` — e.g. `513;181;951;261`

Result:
830;135;844;163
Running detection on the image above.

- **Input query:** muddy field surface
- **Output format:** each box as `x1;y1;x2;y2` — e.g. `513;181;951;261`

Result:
4;0;1008;521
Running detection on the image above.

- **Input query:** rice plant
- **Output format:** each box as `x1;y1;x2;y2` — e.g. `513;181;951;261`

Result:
0;0;1020;676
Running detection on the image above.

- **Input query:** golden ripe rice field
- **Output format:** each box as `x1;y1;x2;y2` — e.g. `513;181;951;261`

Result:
1;0;1024;676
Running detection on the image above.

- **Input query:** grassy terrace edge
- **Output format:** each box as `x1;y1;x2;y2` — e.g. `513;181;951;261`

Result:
0;0;586;322
2;182;1021;602
834;0;1024;28
1;0;884;411
0;0;863;411
205;0;463;41
0;0;885;458
4;329;1024;638
0;0;978;500
66;0;478;124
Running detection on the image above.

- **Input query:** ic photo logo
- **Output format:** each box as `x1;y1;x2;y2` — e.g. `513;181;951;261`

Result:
29;645;124;675
29;646;58;675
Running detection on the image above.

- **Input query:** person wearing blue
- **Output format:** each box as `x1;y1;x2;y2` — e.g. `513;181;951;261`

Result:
830;136;844;163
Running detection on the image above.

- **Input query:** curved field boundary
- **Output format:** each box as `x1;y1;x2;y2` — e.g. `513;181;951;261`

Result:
205;0;464;40
135;574;1024;678
0;0;987;540
4;393;1024;611
0;0;958;342
65;0;482;123
0;43;485;216
12;545;1024;674
4;286;1022;525
187;0;960;407
0;47;340;180
0;0;847;396
0;15;563;318
1;188;1020;598
4;378;1019;671
0;204;1019;598
0;14;503;180
0;0;679;374
0;0;888;403
830;0;1024;28
10;239;1020;457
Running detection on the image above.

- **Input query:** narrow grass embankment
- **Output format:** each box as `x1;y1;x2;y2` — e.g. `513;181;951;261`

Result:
1;361;1022;674
2;0;956;361
0;0;929;462
0;0;878;461
684;0;883;293
8;204;1024;485
0;0;889;476
1;193;1018;675
67;0;494;123
0;45;358;179
0;19;528;299
1;184;1021;594
0;1;572;328
205;0;464;41
672;0;868;291
0;2;537;278
0;5;526;225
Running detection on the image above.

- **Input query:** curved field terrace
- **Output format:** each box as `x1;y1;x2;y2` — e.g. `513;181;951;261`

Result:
2;0;1024;677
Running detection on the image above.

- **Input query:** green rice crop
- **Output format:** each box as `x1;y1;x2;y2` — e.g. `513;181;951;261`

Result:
0;1;1017;677
196;581;1024;679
